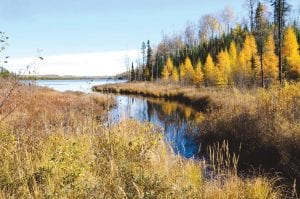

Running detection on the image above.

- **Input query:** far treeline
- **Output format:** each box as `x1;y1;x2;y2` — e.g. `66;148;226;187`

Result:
129;0;300;87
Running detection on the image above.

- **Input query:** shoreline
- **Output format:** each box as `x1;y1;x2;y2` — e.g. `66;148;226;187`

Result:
93;81;300;193
93;82;218;112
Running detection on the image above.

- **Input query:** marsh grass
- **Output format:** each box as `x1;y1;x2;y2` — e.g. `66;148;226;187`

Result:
0;79;285;198
94;81;300;194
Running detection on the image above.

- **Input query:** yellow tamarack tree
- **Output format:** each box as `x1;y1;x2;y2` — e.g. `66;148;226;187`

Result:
172;67;179;82
192;60;204;86
216;50;231;86
262;33;278;79
229;41;238;71
237;34;258;84
180;57;194;84
161;65;170;81
229;41;239;84
204;54;217;86
161;57;174;81
283;27;300;78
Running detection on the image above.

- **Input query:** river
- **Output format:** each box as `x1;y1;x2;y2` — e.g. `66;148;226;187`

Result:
33;79;201;158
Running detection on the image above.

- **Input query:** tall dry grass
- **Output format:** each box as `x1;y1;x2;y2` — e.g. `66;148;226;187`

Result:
0;79;284;198
93;81;300;194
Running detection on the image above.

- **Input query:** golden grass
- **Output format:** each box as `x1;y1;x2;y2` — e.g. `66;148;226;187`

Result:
0;79;285;198
94;81;300;194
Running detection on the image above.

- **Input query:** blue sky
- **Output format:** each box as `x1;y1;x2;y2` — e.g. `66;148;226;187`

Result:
1;0;299;76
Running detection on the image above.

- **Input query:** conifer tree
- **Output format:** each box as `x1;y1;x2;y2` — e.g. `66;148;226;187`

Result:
217;50;231;85
161;65;170;81
172;67;179;82
283;27;300;78
181;57;194;84
131;62;135;82
229;41;239;85
263;33;279;79
204;54;216;86
241;34;258;83
192;60;204;86
161;57;174;81
255;2;269;87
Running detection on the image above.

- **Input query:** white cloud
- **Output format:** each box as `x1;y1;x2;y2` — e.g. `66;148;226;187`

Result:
7;50;139;76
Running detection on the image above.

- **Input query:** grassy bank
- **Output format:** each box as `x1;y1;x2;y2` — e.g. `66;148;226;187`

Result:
0;79;286;197
93;81;300;193
93;82;222;111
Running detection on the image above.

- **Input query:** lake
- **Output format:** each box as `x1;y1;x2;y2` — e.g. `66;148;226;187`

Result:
34;79;201;158
32;79;127;93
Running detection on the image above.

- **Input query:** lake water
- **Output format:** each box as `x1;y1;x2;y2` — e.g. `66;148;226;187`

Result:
34;79;200;158
32;79;127;93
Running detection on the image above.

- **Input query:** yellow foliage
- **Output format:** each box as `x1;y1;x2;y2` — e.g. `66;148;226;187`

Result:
161;65;170;81
161;57;174;81
229;41;238;72
204;54;217;86
263;33;278;79
180;57;195;83
172;67;179;82
283;27;300;76
192;60;204;86
217;50;232;85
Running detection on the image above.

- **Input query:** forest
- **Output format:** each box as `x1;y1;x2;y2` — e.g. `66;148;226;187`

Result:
130;0;300;87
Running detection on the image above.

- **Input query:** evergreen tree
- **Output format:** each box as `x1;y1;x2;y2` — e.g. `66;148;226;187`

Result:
254;2;269;87
131;62;135;82
269;0;290;84
146;40;153;81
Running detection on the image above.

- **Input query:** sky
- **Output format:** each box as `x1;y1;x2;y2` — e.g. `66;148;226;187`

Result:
1;0;299;76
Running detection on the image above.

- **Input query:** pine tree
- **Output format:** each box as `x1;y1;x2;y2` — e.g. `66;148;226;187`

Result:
254;2;269;87
283;27;300;78
172;67;179;82
192;60;204;86
204;54;216;86
146;40;153;81
131;62;135;82
263;33;279;80
269;0;290;84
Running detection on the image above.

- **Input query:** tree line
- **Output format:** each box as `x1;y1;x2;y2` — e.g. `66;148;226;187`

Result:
129;0;300;87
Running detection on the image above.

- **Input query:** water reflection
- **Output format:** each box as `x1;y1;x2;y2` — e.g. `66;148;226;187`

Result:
109;95;203;158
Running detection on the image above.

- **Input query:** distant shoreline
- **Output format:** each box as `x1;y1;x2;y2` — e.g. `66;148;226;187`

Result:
19;75;126;80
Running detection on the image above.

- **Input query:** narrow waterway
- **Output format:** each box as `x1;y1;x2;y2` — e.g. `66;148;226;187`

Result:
33;79;202;158
108;95;203;158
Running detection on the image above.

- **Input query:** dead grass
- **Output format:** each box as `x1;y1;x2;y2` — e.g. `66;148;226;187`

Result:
0;78;285;198
94;81;300;194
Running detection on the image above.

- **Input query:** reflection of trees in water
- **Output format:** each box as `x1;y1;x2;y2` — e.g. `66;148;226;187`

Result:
146;98;201;136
